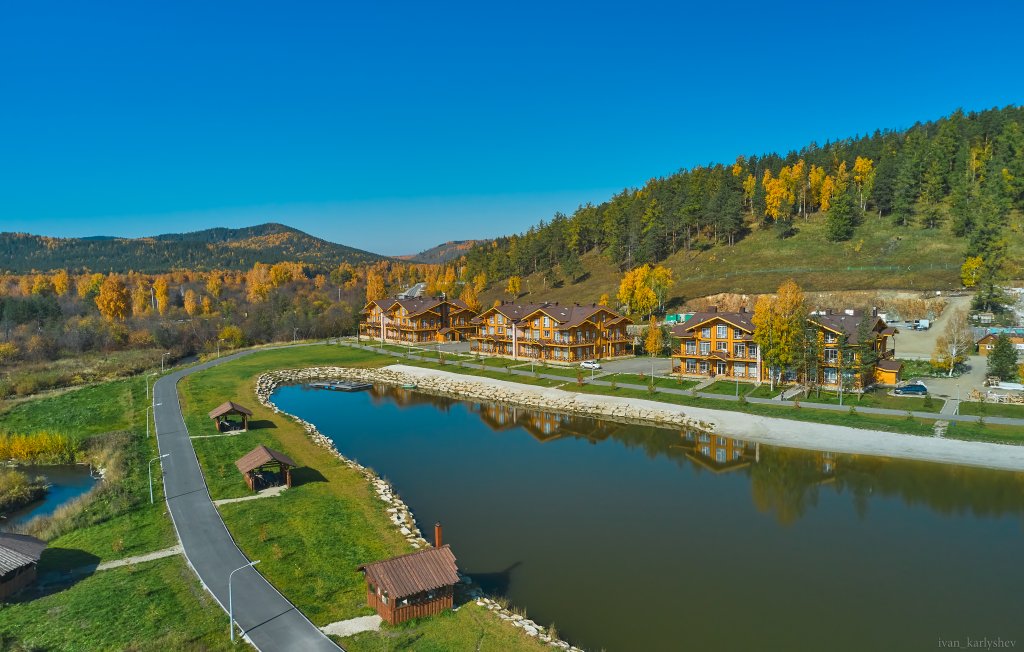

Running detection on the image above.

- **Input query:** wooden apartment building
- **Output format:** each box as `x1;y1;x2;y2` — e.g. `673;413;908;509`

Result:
360;296;477;343
469;301;632;364
672;307;900;387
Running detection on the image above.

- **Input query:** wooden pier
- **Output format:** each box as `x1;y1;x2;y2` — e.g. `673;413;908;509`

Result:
309;381;373;392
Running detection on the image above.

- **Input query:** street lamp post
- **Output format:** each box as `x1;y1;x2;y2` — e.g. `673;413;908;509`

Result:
145;371;158;401
161;352;170;373
229;560;261;642
149;453;169;504
146;403;163;438
293;327;298;343
217;338;224;358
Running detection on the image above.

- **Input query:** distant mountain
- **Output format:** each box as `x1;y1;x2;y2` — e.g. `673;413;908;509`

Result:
0;223;387;274
400;239;491;265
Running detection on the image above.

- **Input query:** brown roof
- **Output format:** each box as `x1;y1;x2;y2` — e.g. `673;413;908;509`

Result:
672;311;755;337
876;359;902;372
808;310;886;345
363;296;474;318
235;445;296;474
0;533;45;575
209;401;253;419
358;545;459;599
470;301;630;329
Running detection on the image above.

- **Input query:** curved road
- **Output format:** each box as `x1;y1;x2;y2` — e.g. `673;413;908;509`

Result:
153;352;340;651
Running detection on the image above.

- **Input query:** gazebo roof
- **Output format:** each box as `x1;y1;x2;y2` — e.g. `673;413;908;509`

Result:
0;533;45;575
358;545;459;600
235;445;297;474
209;401;254;419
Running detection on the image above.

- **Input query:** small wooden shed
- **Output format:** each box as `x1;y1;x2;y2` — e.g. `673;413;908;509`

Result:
209;401;254;432
0;533;46;601
235;444;295;491
357;542;460;624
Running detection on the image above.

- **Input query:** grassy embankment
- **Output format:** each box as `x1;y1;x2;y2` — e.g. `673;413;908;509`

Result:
0;348;168;400
0;377;231;651
959;401;1024;419
178;345;551;651
481;216;977;307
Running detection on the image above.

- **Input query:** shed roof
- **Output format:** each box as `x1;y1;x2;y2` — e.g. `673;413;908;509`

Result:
0;533;45;575
235;445;297;474
358;545;459;599
209;401;254;419
876;359;903;372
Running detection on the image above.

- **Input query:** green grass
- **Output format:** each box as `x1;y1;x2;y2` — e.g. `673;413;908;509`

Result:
604;374;699;390
344;603;550;651
0;556;231;652
747;384;787;399
0;378;142;439
958;401;1024;419
799;388;944;413
700;380;758;396
179;344;551;650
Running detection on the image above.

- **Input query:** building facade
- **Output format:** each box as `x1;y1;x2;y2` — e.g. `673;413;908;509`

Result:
975;328;1024;356
359;296;477;343
469;301;632;363
671;307;901;388
670;308;762;381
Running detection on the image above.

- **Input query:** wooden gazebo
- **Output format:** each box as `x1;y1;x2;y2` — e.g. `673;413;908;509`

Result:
235;444;295;491
209;401;254;432
357;525;459;624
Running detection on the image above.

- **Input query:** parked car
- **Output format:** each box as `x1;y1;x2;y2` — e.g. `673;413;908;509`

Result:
894;383;928;396
580;360;601;370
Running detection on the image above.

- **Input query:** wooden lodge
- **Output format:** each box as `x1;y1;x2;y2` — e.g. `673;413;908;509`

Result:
358;523;460;625
360;296;478;343
0;533;46;601
235;444;295;492
209;401;254;432
469;301;632;364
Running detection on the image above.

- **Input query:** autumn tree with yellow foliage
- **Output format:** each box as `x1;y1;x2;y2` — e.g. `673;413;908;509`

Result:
95;274;131;322
365;270;386;302
153;277;170;314
752;280;807;388
505;276;521;300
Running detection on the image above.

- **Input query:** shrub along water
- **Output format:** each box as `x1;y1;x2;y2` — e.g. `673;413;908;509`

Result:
0;468;48;513
0;432;78;464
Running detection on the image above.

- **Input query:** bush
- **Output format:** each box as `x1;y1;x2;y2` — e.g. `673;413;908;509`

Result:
0;432;79;463
0;469;48;513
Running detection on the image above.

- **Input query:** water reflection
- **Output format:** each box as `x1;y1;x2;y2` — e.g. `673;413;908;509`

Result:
340;384;1024;525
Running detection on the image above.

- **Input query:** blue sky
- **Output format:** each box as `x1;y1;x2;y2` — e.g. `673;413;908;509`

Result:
1;1;1021;255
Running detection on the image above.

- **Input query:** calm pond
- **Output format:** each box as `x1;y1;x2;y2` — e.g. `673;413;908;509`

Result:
3;464;98;529
273;384;1024;652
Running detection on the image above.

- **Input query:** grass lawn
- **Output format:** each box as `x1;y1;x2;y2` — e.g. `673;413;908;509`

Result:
958;401;1024;419
604;374;699;390
0;556;231;652
700;380;758;396
747;384;788;399
799;388;944;413
179;344;551;650
0;378;143;438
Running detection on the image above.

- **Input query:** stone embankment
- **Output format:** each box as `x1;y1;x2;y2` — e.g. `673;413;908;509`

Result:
255;366;582;651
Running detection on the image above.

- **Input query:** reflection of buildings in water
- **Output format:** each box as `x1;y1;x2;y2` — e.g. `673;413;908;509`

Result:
678;431;758;473
469;403;619;444
372;385;454;412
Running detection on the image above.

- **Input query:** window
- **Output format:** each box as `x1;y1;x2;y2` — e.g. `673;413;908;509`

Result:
700;342;711;355
685;341;696;354
543;316;550;327
734;328;743;339
735;365;745;377
824;368;838;384
686;359;697;372
717;361;727;374
749;363;758;377
701;327;711;338
717;325;728;338
533;329;539;339
717;436;726;445
748;344;757;357
716;449;727;463
825;332;838;343
716;341;728;351
824;349;838;364
700;362;709;373
734;343;746;358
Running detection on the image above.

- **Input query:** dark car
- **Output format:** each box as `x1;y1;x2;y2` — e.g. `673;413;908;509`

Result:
894;383;928;396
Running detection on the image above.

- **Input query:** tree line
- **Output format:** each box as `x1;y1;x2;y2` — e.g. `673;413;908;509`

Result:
460;106;1024;301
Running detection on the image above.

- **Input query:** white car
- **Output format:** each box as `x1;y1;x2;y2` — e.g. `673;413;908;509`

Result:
580;360;601;370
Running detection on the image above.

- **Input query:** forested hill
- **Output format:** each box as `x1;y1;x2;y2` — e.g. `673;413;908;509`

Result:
400;239;491;264
462;106;1024;298
0;223;387;273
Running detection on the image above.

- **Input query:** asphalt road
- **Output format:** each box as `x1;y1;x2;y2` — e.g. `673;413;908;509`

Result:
153;351;340;652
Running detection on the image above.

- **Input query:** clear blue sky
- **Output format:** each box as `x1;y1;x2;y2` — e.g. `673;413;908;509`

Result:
1;1;1021;256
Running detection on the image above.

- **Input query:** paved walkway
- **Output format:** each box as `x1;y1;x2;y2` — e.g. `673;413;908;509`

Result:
320;615;383;638
213;485;288;506
154;351;340;652
96;545;183;571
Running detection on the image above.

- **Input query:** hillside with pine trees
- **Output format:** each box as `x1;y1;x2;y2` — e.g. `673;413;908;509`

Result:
463;106;1024;308
0;223;386;274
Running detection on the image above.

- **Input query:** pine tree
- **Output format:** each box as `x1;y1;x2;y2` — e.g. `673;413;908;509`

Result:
987;334;1020;382
825;184;857;242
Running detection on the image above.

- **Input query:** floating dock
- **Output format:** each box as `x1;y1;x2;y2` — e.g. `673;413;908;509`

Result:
309;381;373;392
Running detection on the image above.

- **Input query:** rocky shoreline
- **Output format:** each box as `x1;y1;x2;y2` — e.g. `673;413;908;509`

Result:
255;366;582;651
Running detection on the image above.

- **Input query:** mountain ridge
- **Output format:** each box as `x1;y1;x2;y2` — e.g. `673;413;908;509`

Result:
0;222;388;274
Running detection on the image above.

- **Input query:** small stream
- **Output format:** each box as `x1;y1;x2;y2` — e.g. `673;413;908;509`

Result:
2;464;99;529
